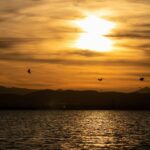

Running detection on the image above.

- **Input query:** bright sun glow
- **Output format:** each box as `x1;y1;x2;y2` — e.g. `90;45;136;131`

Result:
74;15;116;52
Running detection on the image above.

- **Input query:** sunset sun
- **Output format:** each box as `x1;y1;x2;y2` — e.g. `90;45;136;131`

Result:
74;15;116;52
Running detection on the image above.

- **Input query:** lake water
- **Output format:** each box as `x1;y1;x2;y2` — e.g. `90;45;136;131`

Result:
0;110;150;150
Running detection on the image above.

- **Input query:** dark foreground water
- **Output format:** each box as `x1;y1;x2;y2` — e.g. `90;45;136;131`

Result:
0;111;150;150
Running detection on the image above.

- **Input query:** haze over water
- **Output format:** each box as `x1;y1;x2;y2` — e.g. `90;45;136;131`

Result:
0;110;150;150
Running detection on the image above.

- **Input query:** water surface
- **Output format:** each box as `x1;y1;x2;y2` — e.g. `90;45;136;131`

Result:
0;110;150;150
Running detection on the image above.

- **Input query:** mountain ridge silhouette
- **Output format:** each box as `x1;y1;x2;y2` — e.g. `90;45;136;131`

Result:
0;86;150;110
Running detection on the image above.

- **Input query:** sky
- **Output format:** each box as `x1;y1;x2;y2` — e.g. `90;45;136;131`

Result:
0;0;150;91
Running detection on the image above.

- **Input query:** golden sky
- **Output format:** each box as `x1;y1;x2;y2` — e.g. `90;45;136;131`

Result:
0;0;150;91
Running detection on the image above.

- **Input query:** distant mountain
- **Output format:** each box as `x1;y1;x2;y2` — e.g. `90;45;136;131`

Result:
136;87;150;93
0;86;150;109
0;86;37;95
0;88;150;109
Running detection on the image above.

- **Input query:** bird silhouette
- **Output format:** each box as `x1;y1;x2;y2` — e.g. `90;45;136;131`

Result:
27;69;31;74
139;77;144;81
98;78;103;81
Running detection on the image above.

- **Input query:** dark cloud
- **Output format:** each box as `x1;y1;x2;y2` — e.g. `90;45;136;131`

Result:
135;23;150;28
64;50;106;57
0;18;8;22
107;30;150;39
127;72;150;77
31;0;42;2
119;43;150;50
0;1;43;23
138;44;150;54
0;52;150;67
129;0;150;4
117;43;150;56
0;38;43;49
108;34;149;39
0;38;26;49
0;8;18;14
0;40;13;49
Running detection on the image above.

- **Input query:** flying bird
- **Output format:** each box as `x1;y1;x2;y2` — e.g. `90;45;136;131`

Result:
98;78;103;81
139;77;144;81
27;69;31;74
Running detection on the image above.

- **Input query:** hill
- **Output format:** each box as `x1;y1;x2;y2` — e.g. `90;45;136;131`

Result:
136;87;150;93
26;90;150;109
0;87;150;109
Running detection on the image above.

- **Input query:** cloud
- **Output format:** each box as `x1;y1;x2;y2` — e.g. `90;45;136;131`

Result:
138;44;150;54
0;18;7;23
63;50;107;57
0;52;150;67
0;38;25;49
129;0;150;4
127;72;150;77
0;38;43;49
0;0;150;91
107;30;150;39
116;43;150;56
135;23;150;28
